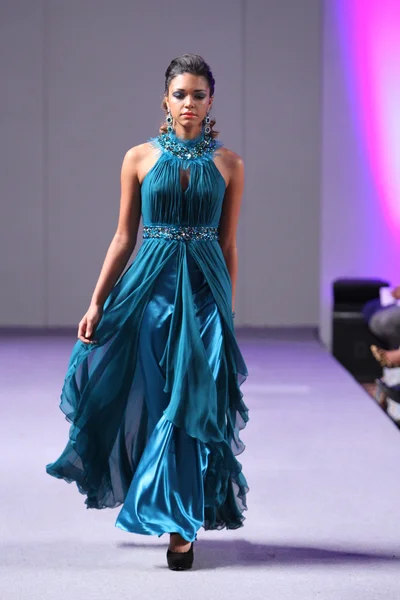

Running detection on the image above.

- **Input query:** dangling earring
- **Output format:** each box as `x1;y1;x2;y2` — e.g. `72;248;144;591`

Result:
203;112;212;138
166;110;173;133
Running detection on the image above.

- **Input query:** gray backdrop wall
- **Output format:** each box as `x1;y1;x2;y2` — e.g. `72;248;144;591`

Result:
0;0;321;328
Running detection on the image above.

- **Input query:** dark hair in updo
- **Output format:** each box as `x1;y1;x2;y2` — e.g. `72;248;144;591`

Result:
160;53;218;138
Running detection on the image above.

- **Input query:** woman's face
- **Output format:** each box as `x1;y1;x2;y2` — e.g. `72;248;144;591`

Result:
165;73;213;131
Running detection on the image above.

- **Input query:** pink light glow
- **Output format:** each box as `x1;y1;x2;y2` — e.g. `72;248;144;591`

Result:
340;0;400;229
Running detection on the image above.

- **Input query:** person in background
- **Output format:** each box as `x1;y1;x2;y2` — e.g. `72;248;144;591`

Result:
368;286;400;368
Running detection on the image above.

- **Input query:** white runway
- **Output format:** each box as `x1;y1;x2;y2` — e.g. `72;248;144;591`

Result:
1;329;400;600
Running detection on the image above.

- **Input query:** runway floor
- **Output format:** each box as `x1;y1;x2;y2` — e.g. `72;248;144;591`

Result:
1;328;400;600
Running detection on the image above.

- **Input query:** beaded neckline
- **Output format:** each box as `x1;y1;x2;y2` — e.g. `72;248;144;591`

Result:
155;130;220;161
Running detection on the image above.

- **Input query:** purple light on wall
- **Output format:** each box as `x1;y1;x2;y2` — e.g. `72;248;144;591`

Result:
340;0;400;230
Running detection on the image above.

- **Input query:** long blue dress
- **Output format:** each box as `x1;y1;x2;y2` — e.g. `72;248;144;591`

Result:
46;130;249;542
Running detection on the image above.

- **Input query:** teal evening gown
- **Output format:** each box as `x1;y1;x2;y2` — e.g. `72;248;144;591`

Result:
46;129;249;542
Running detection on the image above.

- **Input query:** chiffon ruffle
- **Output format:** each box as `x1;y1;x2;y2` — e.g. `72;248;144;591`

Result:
46;239;249;538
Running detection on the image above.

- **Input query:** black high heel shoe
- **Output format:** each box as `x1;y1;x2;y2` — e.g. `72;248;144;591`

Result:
166;542;194;571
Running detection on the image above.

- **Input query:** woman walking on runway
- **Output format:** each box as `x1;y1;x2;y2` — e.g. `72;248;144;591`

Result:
46;53;249;571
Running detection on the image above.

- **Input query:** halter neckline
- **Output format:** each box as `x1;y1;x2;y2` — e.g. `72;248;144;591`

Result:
154;129;222;161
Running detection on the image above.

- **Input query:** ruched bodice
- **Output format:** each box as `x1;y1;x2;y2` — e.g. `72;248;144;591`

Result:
46;129;249;542
141;150;226;228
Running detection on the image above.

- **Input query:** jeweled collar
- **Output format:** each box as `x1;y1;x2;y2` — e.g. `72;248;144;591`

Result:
156;129;219;160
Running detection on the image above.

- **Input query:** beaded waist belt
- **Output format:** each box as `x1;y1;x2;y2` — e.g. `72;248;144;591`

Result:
143;225;219;241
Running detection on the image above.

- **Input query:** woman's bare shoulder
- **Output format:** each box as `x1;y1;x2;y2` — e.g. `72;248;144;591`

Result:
218;146;244;169
123;142;160;184
216;147;244;186
124;141;155;164
122;143;158;183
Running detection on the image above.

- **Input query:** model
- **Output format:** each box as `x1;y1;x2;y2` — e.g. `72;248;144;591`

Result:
46;53;249;571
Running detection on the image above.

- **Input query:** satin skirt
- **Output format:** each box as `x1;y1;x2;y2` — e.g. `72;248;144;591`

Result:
116;251;219;541
46;238;249;541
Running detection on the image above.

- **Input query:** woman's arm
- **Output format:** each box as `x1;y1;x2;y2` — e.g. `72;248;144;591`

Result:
77;146;142;343
90;146;142;306
218;154;245;313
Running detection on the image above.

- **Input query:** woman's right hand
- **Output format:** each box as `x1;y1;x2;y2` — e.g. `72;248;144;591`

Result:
77;303;103;344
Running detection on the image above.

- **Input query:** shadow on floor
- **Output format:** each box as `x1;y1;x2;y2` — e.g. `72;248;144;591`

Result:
117;538;400;570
